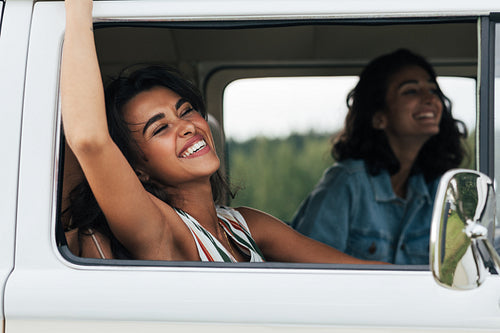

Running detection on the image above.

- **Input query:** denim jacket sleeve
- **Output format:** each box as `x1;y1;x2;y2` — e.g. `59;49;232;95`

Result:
292;159;440;264
291;162;360;252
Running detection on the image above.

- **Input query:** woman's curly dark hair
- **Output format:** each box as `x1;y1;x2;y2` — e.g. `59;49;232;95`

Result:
65;65;233;258
333;49;467;182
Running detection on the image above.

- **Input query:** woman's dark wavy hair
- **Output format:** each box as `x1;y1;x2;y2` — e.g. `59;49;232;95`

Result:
333;48;467;182
65;65;233;259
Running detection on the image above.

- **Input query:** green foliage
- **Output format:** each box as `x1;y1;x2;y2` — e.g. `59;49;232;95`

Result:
460;129;476;170
227;133;333;223
226;131;477;224
439;212;471;286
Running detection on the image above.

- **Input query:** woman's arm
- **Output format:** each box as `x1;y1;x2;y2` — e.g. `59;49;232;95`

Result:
61;0;174;259
61;0;106;147
239;207;385;264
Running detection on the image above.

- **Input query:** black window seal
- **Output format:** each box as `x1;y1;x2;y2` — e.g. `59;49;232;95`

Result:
478;15;495;178
58;245;426;271
93;16;476;30
0;0;4;32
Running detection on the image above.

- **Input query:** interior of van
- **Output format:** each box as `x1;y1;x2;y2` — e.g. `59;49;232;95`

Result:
60;18;478;261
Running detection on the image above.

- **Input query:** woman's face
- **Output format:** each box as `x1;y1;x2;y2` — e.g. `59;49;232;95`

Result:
375;65;443;145
123;86;220;187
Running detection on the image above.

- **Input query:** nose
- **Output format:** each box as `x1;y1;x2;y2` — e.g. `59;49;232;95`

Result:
176;118;196;137
422;89;438;104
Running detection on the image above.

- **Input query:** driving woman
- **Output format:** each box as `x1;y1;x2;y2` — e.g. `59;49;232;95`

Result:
291;49;467;264
61;0;383;264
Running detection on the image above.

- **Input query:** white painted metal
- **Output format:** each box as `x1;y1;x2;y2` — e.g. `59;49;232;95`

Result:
0;0;34;329
89;0;500;19
5;319;494;333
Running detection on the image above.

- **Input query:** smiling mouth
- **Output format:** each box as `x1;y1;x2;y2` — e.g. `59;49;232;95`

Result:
414;112;435;120
180;139;207;158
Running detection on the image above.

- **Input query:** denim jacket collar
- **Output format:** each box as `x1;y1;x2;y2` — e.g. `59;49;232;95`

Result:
370;169;432;205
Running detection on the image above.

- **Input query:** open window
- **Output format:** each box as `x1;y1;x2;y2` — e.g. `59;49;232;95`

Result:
58;18;479;268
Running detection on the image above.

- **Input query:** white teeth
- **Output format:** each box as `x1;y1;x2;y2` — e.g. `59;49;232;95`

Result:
181;140;207;158
415;112;434;119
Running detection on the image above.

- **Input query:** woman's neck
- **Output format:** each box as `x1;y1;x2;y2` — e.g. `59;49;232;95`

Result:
166;179;220;231
390;168;411;199
387;137;424;199
165;179;243;260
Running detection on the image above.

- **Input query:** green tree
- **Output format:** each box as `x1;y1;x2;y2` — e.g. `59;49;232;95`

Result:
227;132;333;223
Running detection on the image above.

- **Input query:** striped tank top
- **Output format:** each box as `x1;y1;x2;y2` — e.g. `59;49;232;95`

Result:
175;206;265;262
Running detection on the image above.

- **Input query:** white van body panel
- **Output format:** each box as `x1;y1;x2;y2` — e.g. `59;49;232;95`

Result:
0;0;33;326
89;0;500;18
2;1;500;332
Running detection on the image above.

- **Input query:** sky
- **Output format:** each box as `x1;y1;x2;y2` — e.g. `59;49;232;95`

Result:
223;76;477;142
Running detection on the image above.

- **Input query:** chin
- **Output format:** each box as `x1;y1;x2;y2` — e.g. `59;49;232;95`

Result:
421;125;440;135
205;158;221;175
421;131;440;143
428;128;441;136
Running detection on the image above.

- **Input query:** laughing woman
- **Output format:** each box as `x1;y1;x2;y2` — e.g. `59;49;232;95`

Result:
291;49;467;264
61;0;383;264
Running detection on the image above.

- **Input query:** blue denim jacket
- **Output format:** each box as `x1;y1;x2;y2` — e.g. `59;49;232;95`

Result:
291;159;440;265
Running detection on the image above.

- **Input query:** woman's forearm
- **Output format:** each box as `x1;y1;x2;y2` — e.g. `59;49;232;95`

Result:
61;0;109;152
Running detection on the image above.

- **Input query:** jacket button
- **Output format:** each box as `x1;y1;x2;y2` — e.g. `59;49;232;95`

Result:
401;244;406;251
368;242;377;254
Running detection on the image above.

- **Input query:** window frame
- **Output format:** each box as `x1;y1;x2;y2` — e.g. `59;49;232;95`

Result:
58;16;478;271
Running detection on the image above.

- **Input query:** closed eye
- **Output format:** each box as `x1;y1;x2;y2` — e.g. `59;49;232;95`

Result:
402;88;417;95
180;107;195;117
176;98;196;117
152;124;168;136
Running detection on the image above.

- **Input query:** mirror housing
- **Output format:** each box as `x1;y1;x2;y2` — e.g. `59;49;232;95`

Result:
430;169;500;290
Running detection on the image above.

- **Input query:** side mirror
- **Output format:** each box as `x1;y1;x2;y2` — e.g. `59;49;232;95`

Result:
430;169;500;290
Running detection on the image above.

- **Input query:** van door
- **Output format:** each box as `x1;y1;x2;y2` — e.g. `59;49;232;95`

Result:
4;1;500;332
0;0;33;331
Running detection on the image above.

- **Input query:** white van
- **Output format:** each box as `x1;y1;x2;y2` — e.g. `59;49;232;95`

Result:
1;0;500;331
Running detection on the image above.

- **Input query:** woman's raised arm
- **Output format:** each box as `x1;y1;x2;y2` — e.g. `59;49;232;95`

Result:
61;0;173;259
61;0;106;146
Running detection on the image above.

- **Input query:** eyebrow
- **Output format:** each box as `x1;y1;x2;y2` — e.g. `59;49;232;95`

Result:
176;97;190;110
398;79;436;89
